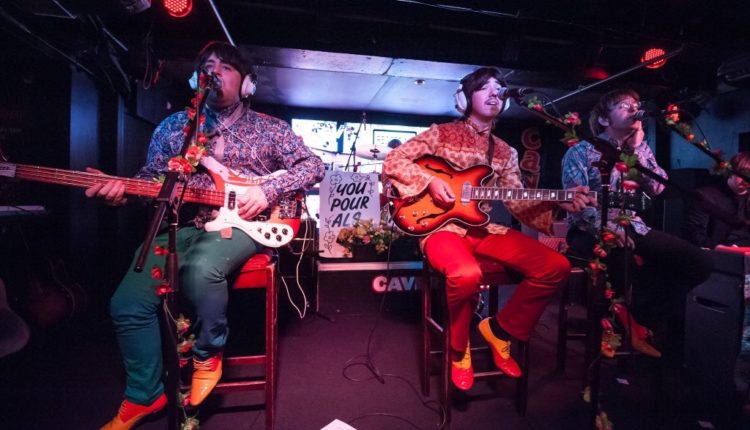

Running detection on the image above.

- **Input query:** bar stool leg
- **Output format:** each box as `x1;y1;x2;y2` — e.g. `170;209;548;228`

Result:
422;270;432;397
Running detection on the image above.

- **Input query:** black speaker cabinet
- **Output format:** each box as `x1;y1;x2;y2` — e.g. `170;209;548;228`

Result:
684;248;747;400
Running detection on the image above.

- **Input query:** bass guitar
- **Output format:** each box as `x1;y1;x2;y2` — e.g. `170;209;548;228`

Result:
0;157;301;248
390;155;649;236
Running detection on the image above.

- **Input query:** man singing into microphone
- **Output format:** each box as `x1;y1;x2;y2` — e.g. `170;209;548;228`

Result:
562;89;711;358
383;67;593;391
89;41;324;429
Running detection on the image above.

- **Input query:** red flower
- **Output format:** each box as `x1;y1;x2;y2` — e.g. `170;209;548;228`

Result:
155;284;173;296
565;138;580;147
602;232;617;243
604;288;614;299
533;104;543;111
614;162;628;173
617;218;631;227
197;133;207;145
185;145;207;163
153;245;168;256
563;112;581;126
168;157;194;174
150;265;163;280
686;133;695;141
621;180;639;191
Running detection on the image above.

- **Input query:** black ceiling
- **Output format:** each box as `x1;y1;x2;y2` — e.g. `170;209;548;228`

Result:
2;0;749;118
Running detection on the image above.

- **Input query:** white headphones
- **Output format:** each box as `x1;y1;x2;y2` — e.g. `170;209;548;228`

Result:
188;71;257;98
454;83;510;115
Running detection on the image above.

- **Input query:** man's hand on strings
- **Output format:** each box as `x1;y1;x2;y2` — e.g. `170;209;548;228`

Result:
238;186;269;220
427;177;455;208
558;185;595;213
84;167;127;206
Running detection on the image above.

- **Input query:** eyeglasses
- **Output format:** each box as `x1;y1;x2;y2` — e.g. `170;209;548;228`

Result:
613;100;642;111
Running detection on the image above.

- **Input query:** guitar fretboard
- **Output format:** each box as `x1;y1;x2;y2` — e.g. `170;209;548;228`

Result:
470;187;582;202
10;164;226;207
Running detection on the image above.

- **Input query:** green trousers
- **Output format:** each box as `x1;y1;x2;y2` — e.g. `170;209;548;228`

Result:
110;227;260;404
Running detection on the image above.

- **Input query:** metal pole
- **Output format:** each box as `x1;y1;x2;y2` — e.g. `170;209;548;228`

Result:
551;46;684;105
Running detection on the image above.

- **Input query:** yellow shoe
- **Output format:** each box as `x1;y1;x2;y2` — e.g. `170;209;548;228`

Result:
189;352;223;406
478;318;522;378
450;343;474;391
99;393;166;430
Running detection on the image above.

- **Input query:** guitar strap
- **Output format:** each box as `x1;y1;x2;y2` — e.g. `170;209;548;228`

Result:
207;103;247;163
487;132;495;165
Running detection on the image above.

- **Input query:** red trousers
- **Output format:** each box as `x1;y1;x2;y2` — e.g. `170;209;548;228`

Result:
424;229;570;352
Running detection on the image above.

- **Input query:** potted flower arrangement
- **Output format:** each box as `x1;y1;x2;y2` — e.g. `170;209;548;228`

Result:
336;218;402;260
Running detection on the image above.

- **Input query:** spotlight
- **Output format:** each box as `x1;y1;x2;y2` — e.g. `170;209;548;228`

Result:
163;0;192;18
641;48;667;69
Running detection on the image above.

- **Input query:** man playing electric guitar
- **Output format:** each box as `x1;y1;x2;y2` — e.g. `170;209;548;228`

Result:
87;42;323;430
383;67;592;391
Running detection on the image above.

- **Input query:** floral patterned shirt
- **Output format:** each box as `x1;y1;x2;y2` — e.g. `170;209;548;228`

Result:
383;121;556;240
561;132;667;237
136;102;324;226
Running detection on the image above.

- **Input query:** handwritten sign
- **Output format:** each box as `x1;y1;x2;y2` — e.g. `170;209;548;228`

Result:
319;171;380;258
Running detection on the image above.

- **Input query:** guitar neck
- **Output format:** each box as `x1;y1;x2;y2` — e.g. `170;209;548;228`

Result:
469;186;593;202
11;164;225;206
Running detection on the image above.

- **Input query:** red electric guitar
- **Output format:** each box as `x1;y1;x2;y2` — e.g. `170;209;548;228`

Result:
0;157;302;248
389;155;608;236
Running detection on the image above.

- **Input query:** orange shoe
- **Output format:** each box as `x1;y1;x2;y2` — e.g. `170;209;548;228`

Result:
478;318;522;378
600;319;617;359
612;304;661;358
190;352;223;406
99;393;167;430
451;343;474;391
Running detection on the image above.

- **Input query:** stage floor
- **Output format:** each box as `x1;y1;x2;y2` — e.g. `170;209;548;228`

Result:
0;283;741;430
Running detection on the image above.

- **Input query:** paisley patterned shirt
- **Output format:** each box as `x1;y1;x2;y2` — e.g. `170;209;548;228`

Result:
383;121;556;240
561;132;667;237
136;102;324;226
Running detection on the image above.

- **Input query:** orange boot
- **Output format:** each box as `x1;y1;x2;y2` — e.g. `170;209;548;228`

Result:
99;393;167;430
600;319;617;358
612;303;661;358
478;318;522;378
190;352;223;406
450;343;474;391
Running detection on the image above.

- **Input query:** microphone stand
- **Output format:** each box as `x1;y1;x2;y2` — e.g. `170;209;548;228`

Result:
133;75;214;430
344;112;366;172
511;97;667;429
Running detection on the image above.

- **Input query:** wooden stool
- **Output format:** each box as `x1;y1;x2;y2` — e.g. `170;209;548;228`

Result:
422;257;529;426
555;266;589;373
213;251;278;430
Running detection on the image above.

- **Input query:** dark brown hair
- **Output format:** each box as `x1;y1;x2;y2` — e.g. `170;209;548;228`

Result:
731;151;750;174
588;89;640;136
458;67;507;120
195;41;254;79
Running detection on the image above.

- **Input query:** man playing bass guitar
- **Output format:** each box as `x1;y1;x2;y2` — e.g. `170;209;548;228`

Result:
382;67;592;391
87;42;324;430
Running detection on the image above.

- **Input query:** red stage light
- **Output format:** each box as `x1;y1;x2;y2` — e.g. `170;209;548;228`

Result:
641;48;667;69
163;0;192;18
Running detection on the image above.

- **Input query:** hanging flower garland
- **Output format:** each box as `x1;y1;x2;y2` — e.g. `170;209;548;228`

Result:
660;103;732;175
527;96;582;147
149;71;212;427
165;73;210;178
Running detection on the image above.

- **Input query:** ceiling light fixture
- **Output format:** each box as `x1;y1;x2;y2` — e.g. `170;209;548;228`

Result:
163;0;192;18
641;48;668;69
